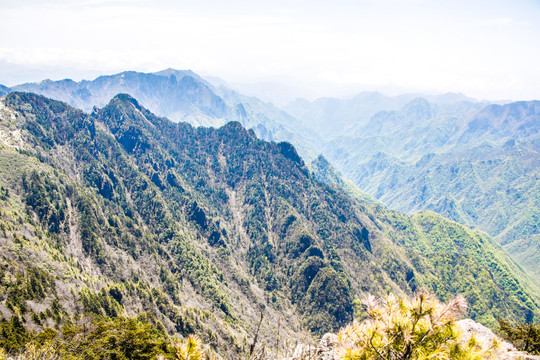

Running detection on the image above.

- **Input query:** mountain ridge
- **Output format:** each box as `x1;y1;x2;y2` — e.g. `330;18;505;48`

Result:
1;69;538;288
3;69;321;161
296;96;540;280
0;92;536;358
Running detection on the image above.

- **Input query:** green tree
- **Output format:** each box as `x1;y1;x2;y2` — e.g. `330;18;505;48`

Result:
0;316;30;353
7;316;171;360
497;319;540;354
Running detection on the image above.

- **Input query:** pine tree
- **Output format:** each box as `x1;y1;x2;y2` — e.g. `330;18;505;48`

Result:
336;291;500;360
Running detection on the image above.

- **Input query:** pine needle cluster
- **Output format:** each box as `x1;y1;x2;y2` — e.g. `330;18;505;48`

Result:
163;334;217;360
336;291;501;360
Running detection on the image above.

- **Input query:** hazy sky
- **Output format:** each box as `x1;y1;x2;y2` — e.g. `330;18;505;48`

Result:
1;0;539;100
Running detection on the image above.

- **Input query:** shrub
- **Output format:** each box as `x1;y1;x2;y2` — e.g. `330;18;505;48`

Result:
173;334;215;360
336;291;500;360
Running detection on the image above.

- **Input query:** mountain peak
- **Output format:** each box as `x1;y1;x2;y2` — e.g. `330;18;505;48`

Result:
153;68;201;81
220;120;245;132
100;93;151;121
403;97;432;119
310;155;344;186
111;92;142;108
278;141;304;166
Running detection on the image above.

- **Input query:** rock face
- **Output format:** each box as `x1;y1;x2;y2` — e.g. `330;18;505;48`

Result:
318;334;339;360
288;333;338;360
457;319;516;359
457;319;540;360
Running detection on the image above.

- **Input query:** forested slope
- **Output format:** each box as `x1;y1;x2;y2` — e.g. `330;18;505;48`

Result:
0;92;537;356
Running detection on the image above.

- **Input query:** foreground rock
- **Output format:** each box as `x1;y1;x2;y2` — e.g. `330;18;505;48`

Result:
457;319;540;360
287;333;338;360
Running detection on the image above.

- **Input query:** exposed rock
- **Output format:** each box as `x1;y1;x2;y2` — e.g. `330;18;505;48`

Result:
318;333;338;360
457;319;516;352
457;319;540;360
290;343;319;360
286;333;337;360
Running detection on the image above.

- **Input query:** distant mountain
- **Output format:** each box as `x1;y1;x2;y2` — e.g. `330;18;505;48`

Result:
11;69;222;122
6;69;321;159
283;92;482;141
0;92;537;356
0;85;9;97
320;97;486;160
284;92;416;140
309;155;380;205
309;98;540;279
5;71;537;279
455;101;540;146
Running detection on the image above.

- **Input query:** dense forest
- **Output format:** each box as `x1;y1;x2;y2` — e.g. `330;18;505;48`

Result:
0;92;538;358
6;70;538;280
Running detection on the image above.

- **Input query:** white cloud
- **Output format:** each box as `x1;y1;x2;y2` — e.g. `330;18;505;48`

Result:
0;0;539;100
472;18;514;26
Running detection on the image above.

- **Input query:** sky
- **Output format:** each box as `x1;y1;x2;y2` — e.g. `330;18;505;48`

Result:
0;0;539;101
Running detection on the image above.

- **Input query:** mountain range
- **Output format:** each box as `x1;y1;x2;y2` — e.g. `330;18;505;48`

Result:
5;69;320;160
0;91;538;356
302;97;539;280
2;69;537;281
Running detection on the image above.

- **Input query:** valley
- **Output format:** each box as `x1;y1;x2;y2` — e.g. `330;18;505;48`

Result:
0;90;538;358
2;70;537;281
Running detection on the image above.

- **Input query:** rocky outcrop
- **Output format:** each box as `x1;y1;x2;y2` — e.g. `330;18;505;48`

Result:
287;333;338;360
457;319;540;360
